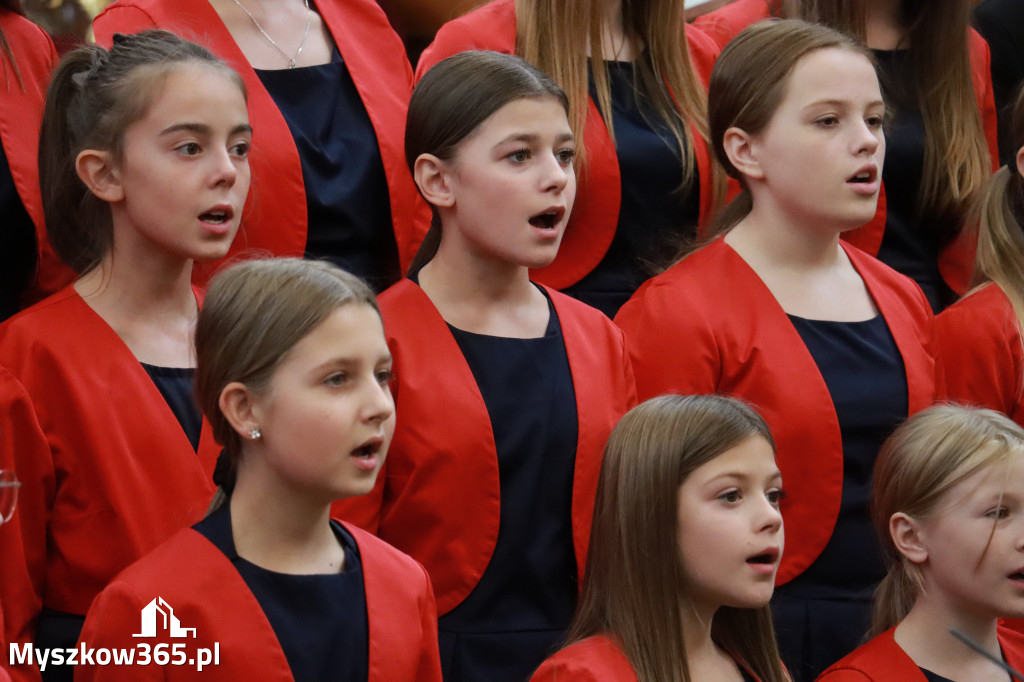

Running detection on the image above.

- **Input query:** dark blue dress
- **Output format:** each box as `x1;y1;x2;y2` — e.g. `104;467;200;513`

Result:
438;288;579;682
256;44;400;292
0;141;36;321
772;314;908;682
140;363;200;452
194;503;370;682
562;59;700;318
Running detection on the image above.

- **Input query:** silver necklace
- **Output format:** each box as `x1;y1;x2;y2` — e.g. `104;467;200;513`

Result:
231;0;312;69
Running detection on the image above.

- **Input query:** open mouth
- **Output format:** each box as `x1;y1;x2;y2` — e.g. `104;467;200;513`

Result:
847;168;877;184
529;208;564;230
352;439;382;459
1010;570;1024;581
747;548;779;566
199;210;231;224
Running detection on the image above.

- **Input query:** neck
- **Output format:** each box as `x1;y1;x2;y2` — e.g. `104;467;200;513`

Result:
420;234;537;311
895;591;1002;675
864;0;905;49
725;201;845;271
681;598;719;662
228;456;342;574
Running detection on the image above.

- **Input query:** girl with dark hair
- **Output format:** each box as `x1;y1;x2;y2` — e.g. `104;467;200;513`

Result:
0;31;250;682
696;0;998;312
92;0;429;292
819;405;1024;681
0;0;59;319
616;19;934;681
532;394;789;682
415;0;724;318
937;88;1024;429
76;258;442;682
333;50;637;682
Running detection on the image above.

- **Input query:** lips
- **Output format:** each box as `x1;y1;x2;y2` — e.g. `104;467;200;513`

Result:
198;204;235;225
746;547;781;566
352;436;384;459
528;206;566;230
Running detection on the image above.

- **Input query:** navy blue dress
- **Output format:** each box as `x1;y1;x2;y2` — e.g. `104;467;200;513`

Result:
772;314;908;682
437;288;579;682
0;141;36;321
562;59;700;318
256;44;400;292
140;363;201;452
873;49;956;313
194;503;370;682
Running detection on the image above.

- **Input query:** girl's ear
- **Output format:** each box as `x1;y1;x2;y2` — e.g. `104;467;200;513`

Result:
890;512;929;565
1015;144;1024;181
75;149;124;203
414;153;456;208
219;381;261;440
722;127;764;180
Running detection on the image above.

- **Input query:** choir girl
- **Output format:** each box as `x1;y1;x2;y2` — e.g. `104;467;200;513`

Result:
0;32;250;682
332;50;637;682
936;88;1024;428
91;0;428;291
697;0;998;311
0;0;59;319
818;405;1024;681
615;19;935;681
531;394;790;682
415;0;724;317
76;258;443;682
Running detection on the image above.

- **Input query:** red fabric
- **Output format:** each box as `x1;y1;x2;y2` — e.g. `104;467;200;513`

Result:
615;239;935;585
692;0;776;48
332;279;637;614
935;283;1024;425
817;625;1024;681
415;0;721;289
75;523;442;681
0;10;72;302
0;288;219;682
91;0;430;284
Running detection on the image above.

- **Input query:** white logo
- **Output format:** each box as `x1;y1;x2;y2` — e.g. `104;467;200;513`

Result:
133;598;196;639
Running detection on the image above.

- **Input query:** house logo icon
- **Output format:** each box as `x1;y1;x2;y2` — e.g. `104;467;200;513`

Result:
133;597;197;639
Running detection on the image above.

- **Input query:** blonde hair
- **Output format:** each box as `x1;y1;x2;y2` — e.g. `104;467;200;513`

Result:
515;0;722;206
194;258;378;512
564;394;789;682
870;404;1024;636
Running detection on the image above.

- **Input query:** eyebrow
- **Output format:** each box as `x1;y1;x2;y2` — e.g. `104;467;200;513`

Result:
803;99;885;110
313;353;393;371
496;131;575;146
159;122;253;137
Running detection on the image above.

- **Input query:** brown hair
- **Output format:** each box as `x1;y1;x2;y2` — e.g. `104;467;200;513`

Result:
38;30;246;276
516;0;723;212
787;0;990;248
563;394;788;682
870;404;1024;636
0;0;25;90
194;258;378;512
405;50;568;274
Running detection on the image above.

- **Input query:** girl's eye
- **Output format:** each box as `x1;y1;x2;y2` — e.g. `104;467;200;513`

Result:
766;489;786;506
231;141;250;158
324;372;347;387
866;115;884;129
177;142;202;156
985;506;1010;520
815;115;839;128
375;369;395;386
507;149;530;163
556;148;576;166
718;490;740;503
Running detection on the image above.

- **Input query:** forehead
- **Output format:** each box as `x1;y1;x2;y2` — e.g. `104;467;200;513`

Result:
130;63;245;125
466;96;571;142
777;47;882;110
684;435;779;487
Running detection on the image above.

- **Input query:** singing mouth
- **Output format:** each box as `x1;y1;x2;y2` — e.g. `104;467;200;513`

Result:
529;207;565;230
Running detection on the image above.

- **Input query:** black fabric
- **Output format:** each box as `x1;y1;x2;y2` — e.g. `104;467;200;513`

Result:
140;363;201;453
34;609;85;682
256;45;399;292
562;59;700;318
974;0;1024;165
0;138;37;322
873;49;956;313
921;669;956;682
194;503;369;682
439;289;579;682
773;314;908;682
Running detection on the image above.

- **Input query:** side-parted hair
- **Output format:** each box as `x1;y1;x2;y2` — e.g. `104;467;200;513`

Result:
870;404;1024;636
194;258;378;513
38;30;246;275
405;50;568;274
705;18;868;239
515;0;724;211
564;394;788;682
968;87;1024;362
787;0;990;247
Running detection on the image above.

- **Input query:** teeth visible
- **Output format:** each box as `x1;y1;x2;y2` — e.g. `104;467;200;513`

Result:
202;212;227;224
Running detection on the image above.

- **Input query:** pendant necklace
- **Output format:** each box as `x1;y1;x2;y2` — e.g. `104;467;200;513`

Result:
231;0;312;69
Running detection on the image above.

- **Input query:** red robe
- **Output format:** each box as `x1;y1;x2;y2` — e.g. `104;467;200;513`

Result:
91;0;430;284
817;625;1024;681
0;288;219;682
0;9;71;301
693;0;1000;296
935;283;1024;425
615;238;935;584
530;634;766;682
75;523;442;681
332;279;637;614
415;0;721;289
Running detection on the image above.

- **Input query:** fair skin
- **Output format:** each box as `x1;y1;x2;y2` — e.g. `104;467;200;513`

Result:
74;65;251;367
863;0;906;50
219;303;396;575
596;0;643;61
722;47;885;321
207;0;332;70
677;436;785;681
889;453;1024;682
414;95;577;338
